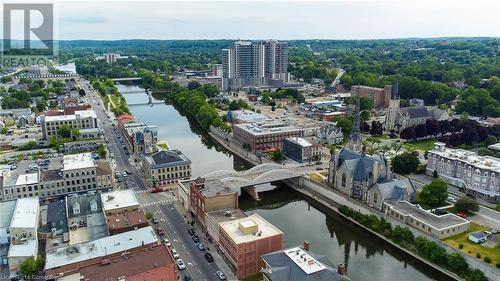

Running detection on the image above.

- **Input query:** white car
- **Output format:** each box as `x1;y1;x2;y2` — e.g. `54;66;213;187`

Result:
164;239;172;247
176;259;186;270
447;196;457;203
171;248;179;259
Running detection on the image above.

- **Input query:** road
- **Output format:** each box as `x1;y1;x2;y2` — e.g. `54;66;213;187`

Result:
80;78;229;281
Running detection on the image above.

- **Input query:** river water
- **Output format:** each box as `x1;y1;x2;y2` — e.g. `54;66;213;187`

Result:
118;83;450;281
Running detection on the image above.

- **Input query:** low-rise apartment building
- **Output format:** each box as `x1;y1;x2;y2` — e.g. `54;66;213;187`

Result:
218;213;284;278
232;122;302;153
141;150;192;188
351;84;392;108
41;109;98;140
426;142;500;202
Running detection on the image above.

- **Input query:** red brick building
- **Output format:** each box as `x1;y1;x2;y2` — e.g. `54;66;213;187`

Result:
190;177;238;229
46;244;178;281
232;122;302;153
351;85;392;108
106;209;149;235
218;213;284;278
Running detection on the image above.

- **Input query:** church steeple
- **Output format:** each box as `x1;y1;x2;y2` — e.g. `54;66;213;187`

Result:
391;80;399;100
349;91;362;152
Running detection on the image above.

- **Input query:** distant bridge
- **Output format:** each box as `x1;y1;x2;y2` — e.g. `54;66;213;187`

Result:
111;77;143;83
17;73;79;79
202;163;302;198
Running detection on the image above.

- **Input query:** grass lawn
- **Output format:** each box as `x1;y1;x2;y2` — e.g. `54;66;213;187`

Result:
404;138;437;152
443;223;500;266
240;273;263;281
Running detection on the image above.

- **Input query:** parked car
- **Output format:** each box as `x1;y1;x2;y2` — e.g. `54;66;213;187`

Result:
184;275;192;281
187;228;196;236
447;196;457;203
483;231;492;236
456;212;467;218
176;259;186;270
196;242;205;251
204;253;214;263
216;271;226;280
432;209;448;215
192;235;200;243
171;248;180;259
491;229;500;234
156;227;165;236
152;217;159;224
164;239;172;247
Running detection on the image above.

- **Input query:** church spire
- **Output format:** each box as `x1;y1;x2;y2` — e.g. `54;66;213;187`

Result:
349;91;362;152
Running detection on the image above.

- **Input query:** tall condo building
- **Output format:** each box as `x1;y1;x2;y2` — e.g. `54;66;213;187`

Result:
222;40;289;91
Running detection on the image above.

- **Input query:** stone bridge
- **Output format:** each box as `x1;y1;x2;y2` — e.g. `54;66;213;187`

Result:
202;163;303;198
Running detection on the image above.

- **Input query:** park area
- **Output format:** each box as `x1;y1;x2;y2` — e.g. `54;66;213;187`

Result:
443;223;500;267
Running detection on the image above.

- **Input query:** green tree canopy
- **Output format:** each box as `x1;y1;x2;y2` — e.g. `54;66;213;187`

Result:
420;179;448;207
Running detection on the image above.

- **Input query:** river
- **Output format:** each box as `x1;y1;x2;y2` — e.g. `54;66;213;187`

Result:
118;83;451;281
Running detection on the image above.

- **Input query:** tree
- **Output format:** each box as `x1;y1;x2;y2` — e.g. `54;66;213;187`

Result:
414;124;428;139
432;170;438;178
97;144;107;159
485;135;497;146
393;152;419;174
391;225;415;244
20;141;38;151
360;110;370;122
35;100;47;112
447;252;468;273
420;179;448;207
145;211;153;220
335;117;353;140
400;127;416;140
58;124;72;139
187;80;201;90
370;121;383;136
19;256;44;278
270;150;286;162
454;197;479;213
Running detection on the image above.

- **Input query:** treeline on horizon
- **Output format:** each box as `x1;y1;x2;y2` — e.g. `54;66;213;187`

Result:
67;37;500;117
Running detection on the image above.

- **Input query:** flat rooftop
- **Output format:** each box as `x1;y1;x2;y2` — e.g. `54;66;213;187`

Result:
15;173;38;186
47;244;174;280
44;109;97;122
142;149;191;168
284;247;327;275
10;197;39;229
106;209;148;232
231;110;271;123
206;209;247;225
234;122;300;136
45;226;158;270
196;179;236;197
101;189;139;212
386;201;469;230
219;213;283;245
63;152;95;171
8;239;37;257
430;142;500;173
286;137;312;147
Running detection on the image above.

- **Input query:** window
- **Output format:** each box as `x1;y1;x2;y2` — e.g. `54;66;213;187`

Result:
373;192;378;204
341;173;346;187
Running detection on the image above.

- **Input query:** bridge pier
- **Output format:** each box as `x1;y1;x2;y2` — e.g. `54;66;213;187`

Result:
242;186;260;201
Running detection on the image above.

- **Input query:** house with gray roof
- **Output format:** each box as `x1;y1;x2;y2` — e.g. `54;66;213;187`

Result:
261;244;349;281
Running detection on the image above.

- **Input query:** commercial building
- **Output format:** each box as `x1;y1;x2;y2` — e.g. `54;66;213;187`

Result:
141;150;192;188
228;110;272;124
46;243;177;281
426;142;500;202
176;179;192;211
106;209;149;235
41;109;98;140
7;198;40;273
205;208;247;244
233;122;302;153
45;226;158;271
222;40;289;91
101;189;140;215
283;137;321;163
261;243;348;281
383;201;469;239
190;177;238;229
66;193;107;244
104;53;118;63
0;200;16;245
351;84;393;108
218;213;284;278
122;122;158;155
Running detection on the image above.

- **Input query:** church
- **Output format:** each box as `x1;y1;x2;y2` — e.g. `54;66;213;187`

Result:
328;94;416;210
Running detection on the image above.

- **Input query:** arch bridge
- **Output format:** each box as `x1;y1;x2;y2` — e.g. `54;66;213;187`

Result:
202;163;303;198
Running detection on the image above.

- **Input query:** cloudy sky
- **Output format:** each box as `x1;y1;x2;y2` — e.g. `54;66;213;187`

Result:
33;0;500;39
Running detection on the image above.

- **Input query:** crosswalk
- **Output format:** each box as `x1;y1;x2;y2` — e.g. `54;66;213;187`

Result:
140;199;172;207
134;190;149;194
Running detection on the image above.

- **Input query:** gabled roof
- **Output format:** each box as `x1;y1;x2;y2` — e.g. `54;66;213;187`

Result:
370;178;416;201
400;107;431;119
337;148;385;181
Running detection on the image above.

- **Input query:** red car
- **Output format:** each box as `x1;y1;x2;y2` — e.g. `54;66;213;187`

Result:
150;187;163;193
456;212;467;218
156;227;165;236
